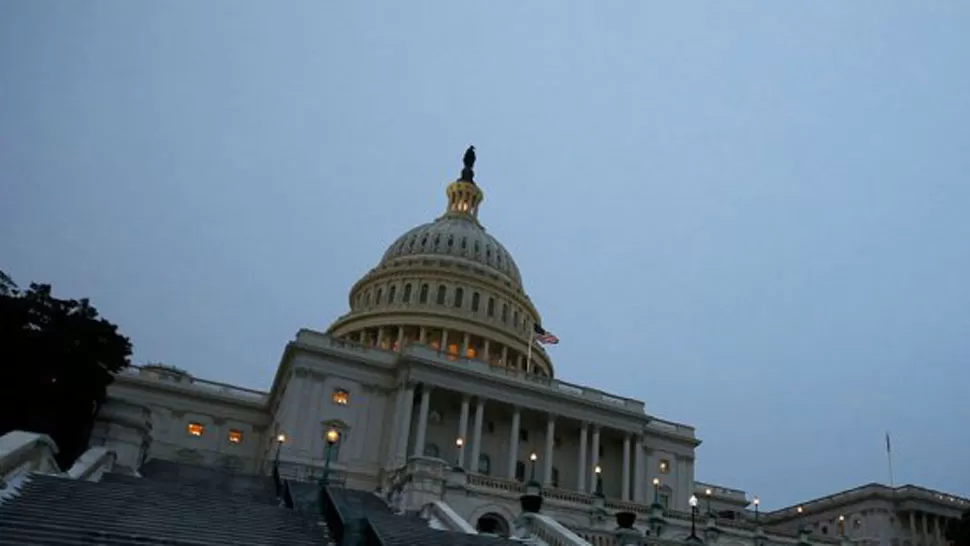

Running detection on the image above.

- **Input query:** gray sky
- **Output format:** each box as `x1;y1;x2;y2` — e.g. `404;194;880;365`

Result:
2;1;968;509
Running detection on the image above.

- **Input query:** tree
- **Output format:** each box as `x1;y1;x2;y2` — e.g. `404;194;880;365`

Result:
946;510;970;546
0;271;132;469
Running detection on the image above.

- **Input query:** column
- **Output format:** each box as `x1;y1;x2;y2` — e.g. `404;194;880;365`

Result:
358;331;366;344
377;326;385;348
935;515;943;544
419;327;427;343
470;398;485;472
543;415;556;486
457;396;470;468
589;426;601;494
922;512;929;544
501;346;508;366
621;434;631;500
508;407;521;478
462;333;470;357
516;354;523;370
395;327;404;351
441;330;449;352
633;436;644;502
910;511;917;543
483;340;491;363
577;423;588;491
395;385;415;464
412;386;432;457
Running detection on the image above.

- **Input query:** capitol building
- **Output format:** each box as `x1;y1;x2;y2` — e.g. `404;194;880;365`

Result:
8;151;965;546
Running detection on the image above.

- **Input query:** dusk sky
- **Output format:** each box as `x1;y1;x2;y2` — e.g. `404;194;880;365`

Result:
2;2;968;508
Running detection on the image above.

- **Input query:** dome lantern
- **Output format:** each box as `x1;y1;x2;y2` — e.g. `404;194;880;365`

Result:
445;145;484;220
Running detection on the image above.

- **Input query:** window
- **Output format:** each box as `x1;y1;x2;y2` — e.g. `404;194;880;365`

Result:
659;459;670;474
364;291;371;306
822;526;829;535
228;430;243;444
424;443;440;458
375;288;383;304
599;445;604;457
471;292;480;312
551;467;560;488
478;454;491;475
187;423;204;437
388;285;396;304
513;311;519;327
454;287;464;308
519;429;529;442
436;285;446;305
515;461;526;482
419;284;429;303
554;436;562;449
331;389;350;406
402;283;412;303
487;297;495;317
659;487;671;509
486;422;495;434
501;304;508;322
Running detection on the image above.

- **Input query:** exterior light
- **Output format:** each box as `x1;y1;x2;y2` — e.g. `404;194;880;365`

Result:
595;465;602;474
753;496;760;507
530;452;538;462
839;515;845;522
326;428;339;445
797;506;803;514
705;488;712;497
689;495;698;507
277;433;287;443
652;477;660;486
456;437;464;448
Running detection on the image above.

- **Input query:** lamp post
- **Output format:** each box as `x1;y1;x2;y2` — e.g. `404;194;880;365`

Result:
455;437;464;469
274;433;286;464
689;495;699;541
529;452;538;484
652;477;660;505
322;428;340;484
594;465;603;497
753;496;760;524
705;487;713;516
838;514;845;537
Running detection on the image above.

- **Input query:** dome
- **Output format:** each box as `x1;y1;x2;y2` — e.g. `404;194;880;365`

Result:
379;215;523;288
327;148;554;378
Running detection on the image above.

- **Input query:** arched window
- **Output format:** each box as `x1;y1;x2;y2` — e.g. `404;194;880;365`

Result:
658;486;672;509
402;283;412;303
551;467;559;488
478;454;491;475
515;461;526;482
501;304;508;322
364;291;371;306
471;292;480;312
454;287;464;308
424;443;440;458
376;288;383;305
436;285;447;305
388;285;396;304
419;284;429;304
487;297;495;317
513;310;519;327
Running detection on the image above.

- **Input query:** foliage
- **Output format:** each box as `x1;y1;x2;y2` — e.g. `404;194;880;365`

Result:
0;271;132;469
946;509;970;546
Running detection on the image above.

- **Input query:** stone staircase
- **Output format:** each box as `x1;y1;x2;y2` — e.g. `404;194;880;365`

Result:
0;469;332;545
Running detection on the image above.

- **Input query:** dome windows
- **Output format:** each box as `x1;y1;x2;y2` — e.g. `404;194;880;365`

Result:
388;285;396;304
436;285;447;305
501;303;508;322
513;310;519;327
375;288;383;305
419;284;429;303
471;292;480;312
487;297;495;317
402;283;412;303
454;288;464;308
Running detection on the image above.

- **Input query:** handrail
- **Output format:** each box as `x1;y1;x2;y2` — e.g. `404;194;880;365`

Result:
529;513;593;545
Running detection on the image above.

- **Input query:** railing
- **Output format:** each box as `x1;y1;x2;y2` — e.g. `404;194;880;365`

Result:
529;513;594;546
694;480;748;499
118;366;269;404
0;431;60;486
404;343;649;415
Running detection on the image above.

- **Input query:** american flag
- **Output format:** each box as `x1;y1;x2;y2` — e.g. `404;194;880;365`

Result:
533;323;559;345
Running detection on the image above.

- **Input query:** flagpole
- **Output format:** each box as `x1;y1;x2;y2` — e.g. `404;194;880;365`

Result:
525;329;534;374
886;432;895;488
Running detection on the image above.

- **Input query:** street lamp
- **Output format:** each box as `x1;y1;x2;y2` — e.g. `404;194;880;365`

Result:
705;487;713;517
322;427;340;484
838;514;845;536
689;495;699;540
594;465;604;497
652;477;661;505
455;437;464;468
274;433;287;464
753;496;760;523
529;452;538;483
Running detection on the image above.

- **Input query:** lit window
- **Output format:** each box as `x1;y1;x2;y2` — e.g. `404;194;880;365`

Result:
331;389;350;406
187;423;204;437
228;429;243;444
659;459;670;474
465;346;476;359
447;343;459;355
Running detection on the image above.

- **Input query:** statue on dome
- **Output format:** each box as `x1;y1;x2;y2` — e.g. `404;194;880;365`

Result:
460;145;476;183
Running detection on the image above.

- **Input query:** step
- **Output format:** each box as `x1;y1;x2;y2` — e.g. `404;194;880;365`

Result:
0;523;198;546
0;513;324;546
